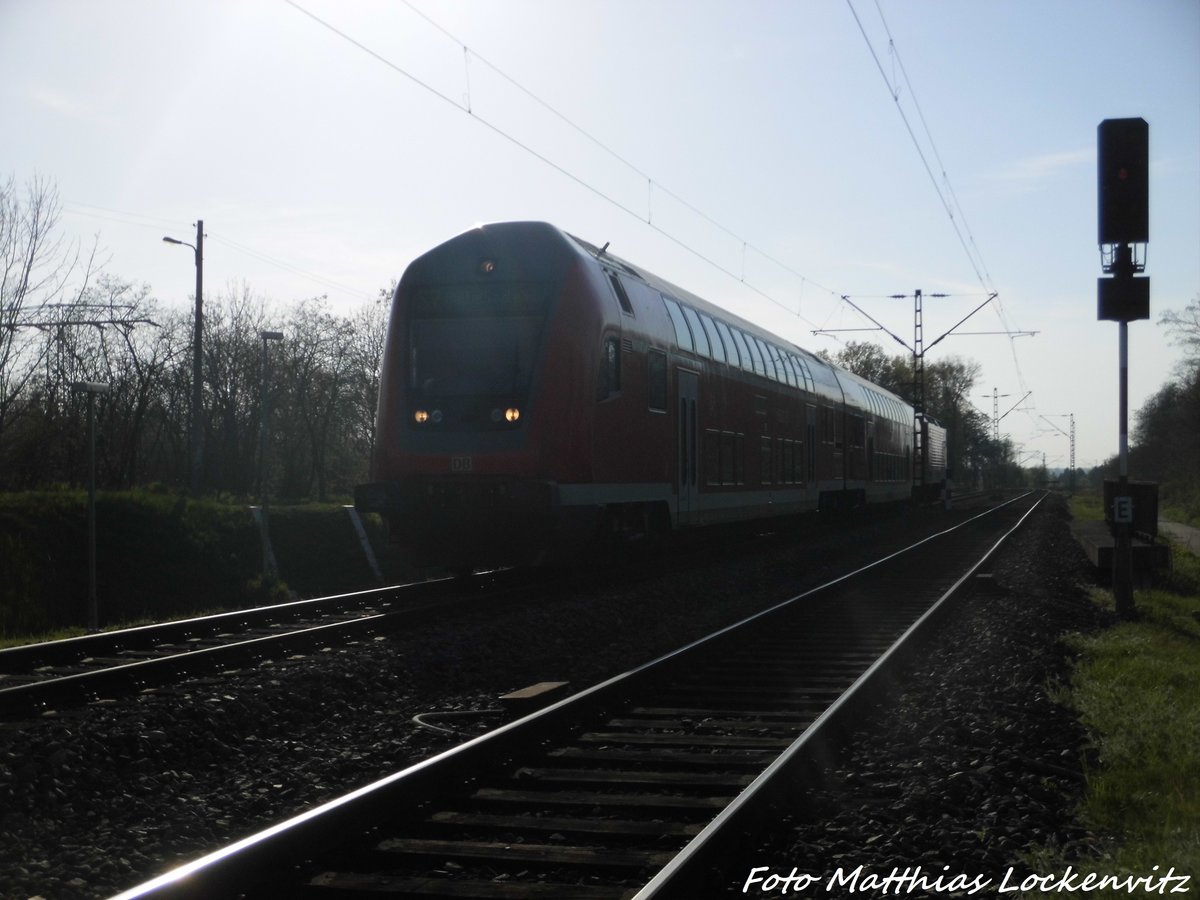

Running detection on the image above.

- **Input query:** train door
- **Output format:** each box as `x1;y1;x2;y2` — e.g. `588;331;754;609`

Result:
677;370;699;525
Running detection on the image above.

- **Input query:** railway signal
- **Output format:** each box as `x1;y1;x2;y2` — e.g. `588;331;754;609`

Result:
1096;117;1149;619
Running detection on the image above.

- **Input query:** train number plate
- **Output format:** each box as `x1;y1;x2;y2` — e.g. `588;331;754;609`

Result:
450;455;473;473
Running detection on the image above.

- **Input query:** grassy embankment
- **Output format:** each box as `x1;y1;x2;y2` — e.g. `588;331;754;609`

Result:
1027;493;1199;893
0;489;410;647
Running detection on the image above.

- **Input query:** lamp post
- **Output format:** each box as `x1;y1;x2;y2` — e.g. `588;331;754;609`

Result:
162;220;204;493
72;381;109;631
259;330;284;580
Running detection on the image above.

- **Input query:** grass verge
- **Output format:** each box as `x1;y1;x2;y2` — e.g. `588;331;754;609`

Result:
1029;496;1200;893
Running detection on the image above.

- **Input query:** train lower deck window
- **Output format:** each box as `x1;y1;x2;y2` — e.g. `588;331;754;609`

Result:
704;429;744;486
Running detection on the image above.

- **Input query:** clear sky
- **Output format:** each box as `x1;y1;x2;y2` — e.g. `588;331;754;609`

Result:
3;0;1197;469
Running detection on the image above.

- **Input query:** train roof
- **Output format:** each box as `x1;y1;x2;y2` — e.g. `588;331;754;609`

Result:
561;225;912;413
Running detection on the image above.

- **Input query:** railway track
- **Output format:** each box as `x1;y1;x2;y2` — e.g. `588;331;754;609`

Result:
0;570;526;718
110;491;1044;900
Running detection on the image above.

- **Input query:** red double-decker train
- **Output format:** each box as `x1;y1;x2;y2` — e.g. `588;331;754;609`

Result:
356;221;946;568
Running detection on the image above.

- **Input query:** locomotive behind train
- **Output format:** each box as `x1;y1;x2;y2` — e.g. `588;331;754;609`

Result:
355;221;946;568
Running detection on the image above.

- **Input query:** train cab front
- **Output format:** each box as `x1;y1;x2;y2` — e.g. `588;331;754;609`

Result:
356;223;593;570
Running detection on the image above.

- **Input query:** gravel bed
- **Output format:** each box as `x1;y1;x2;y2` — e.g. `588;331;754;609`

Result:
721;494;1111;897
0;497;1091;899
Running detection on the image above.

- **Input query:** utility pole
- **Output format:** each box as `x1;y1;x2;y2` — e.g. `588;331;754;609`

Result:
163;220;205;494
912;289;925;489
1097;117;1149;621
72;381;110;631
983;387;1013;442
1041;413;1076;494
258;330;284;581
192;219;204;494
817;289;999;498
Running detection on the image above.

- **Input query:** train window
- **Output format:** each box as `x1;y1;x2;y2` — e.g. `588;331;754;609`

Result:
770;345;788;383
699;313;726;363
743;334;766;376
620;272;666;316
794;354;813;391
850;415;865;449
768;343;784;381
704;429;721;485
760;437;773;484
598;336;621;400
795;355;810;391
714;320;740;367
662;296;694;352
758;342;775;380
681;306;711;358
607;273;634;315
782;353;799;388
732;329;755;372
754;338;777;380
647;349;667;412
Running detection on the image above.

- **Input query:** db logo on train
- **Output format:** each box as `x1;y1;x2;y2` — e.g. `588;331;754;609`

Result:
451;456;473;473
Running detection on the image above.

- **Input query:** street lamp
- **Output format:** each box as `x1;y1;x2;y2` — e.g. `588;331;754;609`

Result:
162;219;204;493
259;330;284;580
72;381;109;631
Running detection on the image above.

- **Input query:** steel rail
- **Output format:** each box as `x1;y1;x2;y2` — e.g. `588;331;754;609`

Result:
0;579;446;672
108;492;1041;900
1;569;528;717
629;491;1046;898
0;612;390;717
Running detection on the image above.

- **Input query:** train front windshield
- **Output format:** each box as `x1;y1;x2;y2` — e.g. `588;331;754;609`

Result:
407;282;553;428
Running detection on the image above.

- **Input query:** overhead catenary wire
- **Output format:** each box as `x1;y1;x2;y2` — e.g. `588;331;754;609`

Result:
847;0;1039;435
286;0;844;334
63;200;374;302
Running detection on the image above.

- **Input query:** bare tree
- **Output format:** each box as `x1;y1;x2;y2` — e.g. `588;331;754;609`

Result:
0;175;101;452
202;282;273;494
1160;292;1200;370
344;286;391;477
274;296;357;501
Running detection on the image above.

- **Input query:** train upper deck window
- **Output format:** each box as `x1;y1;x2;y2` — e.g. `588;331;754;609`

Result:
732;330;755;373
662;296;694;353
699;313;726;364
681;306;711;358
714;320;741;367
753;338;775;379
782;354;800;388
795;355;813;391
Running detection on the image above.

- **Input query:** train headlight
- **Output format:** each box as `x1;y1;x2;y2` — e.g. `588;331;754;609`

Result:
431;409;444;424
414;409;429;424
505;407;521;423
